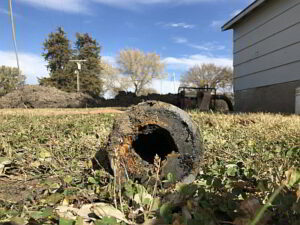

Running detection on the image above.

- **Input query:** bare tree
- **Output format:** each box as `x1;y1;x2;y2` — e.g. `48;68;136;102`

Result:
117;49;165;95
180;63;233;91
0;66;25;96
99;60;131;97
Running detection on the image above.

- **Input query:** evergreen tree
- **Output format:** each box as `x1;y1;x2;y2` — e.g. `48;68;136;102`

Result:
39;27;77;91
42;27;73;74
74;33;103;97
40;28;103;97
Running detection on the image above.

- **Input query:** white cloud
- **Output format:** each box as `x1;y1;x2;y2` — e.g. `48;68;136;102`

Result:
92;0;219;9
163;54;233;71
0;52;122;86
210;20;225;28
0;51;232;95
188;42;225;51
16;0;89;13
173;37;188;44
93;0;218;3
15;0;223;13
158;22;195;29
102;56;117;66
187;44;211;51
102;54;232;95
166;23;195;29
172;37;225;51
0;53;120;85
0;50;48;84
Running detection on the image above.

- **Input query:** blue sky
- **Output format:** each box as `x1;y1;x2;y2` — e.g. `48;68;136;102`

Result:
0;0;252;93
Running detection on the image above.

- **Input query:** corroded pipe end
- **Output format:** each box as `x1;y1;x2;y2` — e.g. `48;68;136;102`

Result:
95;101;204;183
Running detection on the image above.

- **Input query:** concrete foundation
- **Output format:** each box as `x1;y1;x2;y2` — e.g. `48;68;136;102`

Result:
235;80;300;113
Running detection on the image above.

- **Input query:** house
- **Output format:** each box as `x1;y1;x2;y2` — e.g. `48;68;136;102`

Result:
222;0;300;113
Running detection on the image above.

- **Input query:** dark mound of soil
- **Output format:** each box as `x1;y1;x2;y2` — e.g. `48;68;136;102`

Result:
0;85;98;108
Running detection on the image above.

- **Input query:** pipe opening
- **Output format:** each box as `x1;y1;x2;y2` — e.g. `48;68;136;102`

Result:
132;124;178;164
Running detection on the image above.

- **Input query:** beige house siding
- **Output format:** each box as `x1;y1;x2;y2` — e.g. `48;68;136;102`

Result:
232;0;300;92
235;80;300;113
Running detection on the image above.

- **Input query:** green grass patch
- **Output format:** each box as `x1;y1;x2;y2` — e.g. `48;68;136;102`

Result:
0;110;299;225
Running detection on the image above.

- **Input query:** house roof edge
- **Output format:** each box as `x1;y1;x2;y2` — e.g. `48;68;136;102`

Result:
222;0;267;31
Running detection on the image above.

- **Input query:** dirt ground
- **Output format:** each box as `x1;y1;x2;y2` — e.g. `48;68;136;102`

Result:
0;176;59;204
0;107;124;204
0;108;125;116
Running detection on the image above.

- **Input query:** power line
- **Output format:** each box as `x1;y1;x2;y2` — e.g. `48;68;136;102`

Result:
8;0;20;74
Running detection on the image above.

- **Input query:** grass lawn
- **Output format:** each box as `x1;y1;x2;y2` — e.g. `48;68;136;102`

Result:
0;109;299;225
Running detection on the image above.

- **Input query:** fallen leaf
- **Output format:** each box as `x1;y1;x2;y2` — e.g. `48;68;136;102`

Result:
0;157;12;174
56;203;127;223
30;161;41;168
56;206;79;220
77;204;97;219
64;175;73;184
46;193;64;205
91;203;131;224
0;157;12;165
29;208;54;220
62;198;69;206
133;188;153;206
75;216;84;225
39;149;52;161
285;169;300;187
11;217;27;225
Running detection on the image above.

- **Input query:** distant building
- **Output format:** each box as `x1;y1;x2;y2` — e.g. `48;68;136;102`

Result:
222;0;300;113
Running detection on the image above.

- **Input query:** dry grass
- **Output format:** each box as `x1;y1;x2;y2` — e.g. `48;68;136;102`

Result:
0;107;125;116
0;109;299;225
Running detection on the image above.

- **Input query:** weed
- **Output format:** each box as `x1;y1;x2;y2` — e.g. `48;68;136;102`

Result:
0;110;299;224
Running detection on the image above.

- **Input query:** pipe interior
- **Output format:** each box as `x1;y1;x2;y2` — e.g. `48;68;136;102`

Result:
132;124;178;164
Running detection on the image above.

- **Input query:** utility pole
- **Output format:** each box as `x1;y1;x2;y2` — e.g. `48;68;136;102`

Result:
173;72;176;93
160;77;163;94
69;60;87;92
9;0;20;75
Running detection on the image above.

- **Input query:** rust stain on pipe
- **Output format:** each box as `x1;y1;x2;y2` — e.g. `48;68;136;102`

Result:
95;101;204;184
